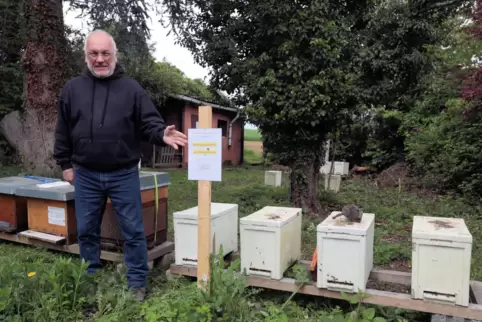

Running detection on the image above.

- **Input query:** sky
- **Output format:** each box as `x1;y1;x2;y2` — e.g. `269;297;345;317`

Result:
63;4;258;130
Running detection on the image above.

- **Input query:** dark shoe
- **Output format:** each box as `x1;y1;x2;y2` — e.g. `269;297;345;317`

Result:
130;286;146;302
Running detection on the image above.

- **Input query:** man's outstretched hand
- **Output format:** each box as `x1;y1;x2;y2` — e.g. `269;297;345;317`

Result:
163;125;188;150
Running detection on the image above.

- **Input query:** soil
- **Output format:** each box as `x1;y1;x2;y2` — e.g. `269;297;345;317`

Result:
375;162;411;188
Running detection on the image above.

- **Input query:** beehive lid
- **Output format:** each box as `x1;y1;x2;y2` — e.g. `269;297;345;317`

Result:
412;216;472;243
239;206;302;228
0;176;57;195
139;171;170;190
173;202;238;220
317;212;375;236
15;181;74;201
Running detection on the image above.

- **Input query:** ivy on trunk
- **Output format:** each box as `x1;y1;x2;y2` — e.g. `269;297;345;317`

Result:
17;0;68;175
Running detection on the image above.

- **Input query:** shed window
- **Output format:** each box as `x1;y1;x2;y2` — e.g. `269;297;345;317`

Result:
191;114;198;128
217;119;228;136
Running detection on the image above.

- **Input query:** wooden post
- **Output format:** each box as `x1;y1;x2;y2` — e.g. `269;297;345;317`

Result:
197;105;213;290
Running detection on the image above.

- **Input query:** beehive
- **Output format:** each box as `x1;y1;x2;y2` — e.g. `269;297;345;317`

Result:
15;181;77;244
240;206;302;280
411;216;472;307
316;211;375;293
0;176;58;233
320;161;350;175
100;171;170;250
264;171;282;187
324;174;341;192
173;202;239;266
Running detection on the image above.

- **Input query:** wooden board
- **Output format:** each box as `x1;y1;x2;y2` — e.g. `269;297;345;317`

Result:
0;231;174;263
169;263;482;320
197;105;213;290
18;230;66;244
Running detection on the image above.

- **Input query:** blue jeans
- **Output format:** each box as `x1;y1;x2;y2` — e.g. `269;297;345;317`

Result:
73;165;148;288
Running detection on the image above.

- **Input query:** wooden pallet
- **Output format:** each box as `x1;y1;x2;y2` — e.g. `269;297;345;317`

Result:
0;231;174;266
169;261;482;321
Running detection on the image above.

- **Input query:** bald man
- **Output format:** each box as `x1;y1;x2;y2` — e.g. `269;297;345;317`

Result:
53;30;187;301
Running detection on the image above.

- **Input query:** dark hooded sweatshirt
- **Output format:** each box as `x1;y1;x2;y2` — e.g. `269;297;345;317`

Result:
53;64;167;172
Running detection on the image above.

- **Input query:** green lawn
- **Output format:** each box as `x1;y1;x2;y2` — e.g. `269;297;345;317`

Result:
244;128;262;141
1;165;481;321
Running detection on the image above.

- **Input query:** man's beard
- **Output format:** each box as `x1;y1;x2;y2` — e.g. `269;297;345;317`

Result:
87;61;114;78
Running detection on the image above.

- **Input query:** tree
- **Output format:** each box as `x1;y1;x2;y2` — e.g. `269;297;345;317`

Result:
0;0;69;175
162;1;366;214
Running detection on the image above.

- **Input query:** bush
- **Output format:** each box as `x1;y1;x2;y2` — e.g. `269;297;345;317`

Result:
405;98;482;198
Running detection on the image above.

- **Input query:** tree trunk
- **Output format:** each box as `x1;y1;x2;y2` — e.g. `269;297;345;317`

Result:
6;0;68;176
289;145;324;216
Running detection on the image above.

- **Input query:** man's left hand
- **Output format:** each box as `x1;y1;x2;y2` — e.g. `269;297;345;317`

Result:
163;125;188;150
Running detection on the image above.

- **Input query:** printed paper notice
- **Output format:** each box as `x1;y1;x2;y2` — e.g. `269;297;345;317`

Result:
48;206;66;226
188;128;222;181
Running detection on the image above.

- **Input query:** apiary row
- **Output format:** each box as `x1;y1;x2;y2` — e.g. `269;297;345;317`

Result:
0;172;170;250
173;203;474;307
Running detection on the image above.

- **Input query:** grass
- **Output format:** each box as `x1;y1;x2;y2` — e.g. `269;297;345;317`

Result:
243;148;263;164
1;165;481;321
244;128;263;164
244;128;262;142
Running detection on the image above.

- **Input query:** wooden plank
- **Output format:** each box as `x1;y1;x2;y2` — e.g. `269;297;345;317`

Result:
197;105;213;291
215;257;413;287
18;230;66;244
169;264;482;320
0;232;174;264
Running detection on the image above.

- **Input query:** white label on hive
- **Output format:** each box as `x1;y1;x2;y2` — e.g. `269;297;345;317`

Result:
48;206;66;226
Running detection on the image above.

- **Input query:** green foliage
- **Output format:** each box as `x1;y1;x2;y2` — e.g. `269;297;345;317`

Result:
405;98;482;197
244;129;262;142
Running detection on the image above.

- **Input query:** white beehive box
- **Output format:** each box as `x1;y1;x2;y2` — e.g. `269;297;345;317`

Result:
316;211;375;293
324;174;341;192
320;161;350;175
240;206;302;280
411;216;472;307
173;203;238;267
264;170;282;187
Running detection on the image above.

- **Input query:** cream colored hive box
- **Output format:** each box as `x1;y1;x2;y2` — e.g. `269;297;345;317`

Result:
316;211;375;293
411;216;472;307
173;203;239;267
240;206;302;280
324;174;341;192
321;161;350;175
264;171;282;187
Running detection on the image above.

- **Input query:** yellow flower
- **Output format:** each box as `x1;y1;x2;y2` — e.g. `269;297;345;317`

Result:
27;272;36;278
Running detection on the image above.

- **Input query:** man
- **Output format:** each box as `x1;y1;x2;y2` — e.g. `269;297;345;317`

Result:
53;30;187;301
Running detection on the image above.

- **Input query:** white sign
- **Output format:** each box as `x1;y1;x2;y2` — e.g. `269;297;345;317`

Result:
48;206;66;226
188;128;222;181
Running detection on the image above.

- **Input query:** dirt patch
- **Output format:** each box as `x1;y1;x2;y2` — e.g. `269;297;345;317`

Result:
244;141;263;154
375;162;411;188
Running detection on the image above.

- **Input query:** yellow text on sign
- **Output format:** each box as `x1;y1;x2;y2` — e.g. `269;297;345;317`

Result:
193;150;217;154
193;142;217;147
